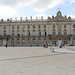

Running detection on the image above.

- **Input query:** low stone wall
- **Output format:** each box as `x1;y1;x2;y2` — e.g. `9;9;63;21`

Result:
65;46;75;51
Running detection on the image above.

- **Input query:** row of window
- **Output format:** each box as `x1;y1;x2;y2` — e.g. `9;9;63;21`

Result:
3;24;75;30
11;38;47;45
3;31;67;36
3;31;47;36
53;24;66;28
53;30;67;35
11;38;70;45
4;24;46;29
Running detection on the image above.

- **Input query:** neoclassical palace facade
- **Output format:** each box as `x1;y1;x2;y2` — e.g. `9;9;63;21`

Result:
0;11;75;46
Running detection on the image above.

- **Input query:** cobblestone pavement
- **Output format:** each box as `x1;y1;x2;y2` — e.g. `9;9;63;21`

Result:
0;47;75;75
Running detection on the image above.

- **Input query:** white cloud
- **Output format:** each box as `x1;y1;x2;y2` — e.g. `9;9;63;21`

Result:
70;0;75;4
0;0;31;17
0;5;16;16
31;0;66;12
0;0;70;18
0;0;67;13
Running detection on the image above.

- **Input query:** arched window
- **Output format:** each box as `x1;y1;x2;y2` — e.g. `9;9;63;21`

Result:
27;38;30;45
27;30;30;36
43;38;46;44
38;30;41;36
38;38;41;45
22;25;25;28
33;30;35;36
43;30;46;36
22;30;25;36
17;30;20;36
52;38;56;46
17;39;20;45
11;39;15;45
22;39;25;45
32;38;36;45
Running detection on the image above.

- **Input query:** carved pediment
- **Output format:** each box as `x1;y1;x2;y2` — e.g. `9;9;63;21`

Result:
48;11;71;22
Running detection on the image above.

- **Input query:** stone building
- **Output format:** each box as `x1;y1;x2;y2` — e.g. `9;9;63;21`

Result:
0;11;75;46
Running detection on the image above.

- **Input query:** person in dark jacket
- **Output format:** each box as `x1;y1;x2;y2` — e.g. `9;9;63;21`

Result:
6;43;7;48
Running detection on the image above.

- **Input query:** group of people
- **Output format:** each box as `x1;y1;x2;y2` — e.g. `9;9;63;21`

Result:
59;43;65;48
43;43;48;48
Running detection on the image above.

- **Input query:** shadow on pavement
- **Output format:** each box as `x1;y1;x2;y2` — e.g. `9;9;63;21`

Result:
0;52;75;61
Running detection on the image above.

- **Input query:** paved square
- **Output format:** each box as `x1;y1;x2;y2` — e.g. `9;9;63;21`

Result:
0;47;75;75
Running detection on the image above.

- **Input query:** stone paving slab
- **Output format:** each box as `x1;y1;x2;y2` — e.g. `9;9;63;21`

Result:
0;47;75;75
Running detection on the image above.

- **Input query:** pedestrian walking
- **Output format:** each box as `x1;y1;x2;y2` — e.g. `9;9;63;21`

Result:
6;43;7;48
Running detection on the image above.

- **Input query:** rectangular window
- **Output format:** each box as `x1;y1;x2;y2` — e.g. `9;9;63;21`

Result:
44;24;46;28
33;25;35;28
12;25;14;29
4;25;6;29
64;24;66;28
17;25;19;29
53;32;56;35
53;24;55;28
38;24;41;28
64;32;67;35
73;24;75;28
73;29;75;35
28;25;30;28
58;32;61;35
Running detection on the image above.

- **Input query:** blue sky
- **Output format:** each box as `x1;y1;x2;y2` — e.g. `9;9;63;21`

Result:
0;0;75;20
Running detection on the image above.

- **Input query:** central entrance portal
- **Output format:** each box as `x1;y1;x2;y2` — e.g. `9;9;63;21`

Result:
3;40;6;46
58;40;62;47
73;39;75;46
